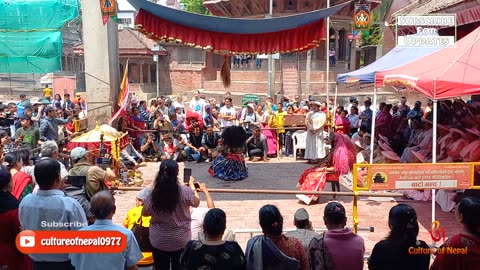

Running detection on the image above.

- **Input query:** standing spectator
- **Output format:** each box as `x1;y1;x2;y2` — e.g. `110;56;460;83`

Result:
129;106;147;149
368;204;430;270
189;90;206;115
309;202;365;270
62;93;75;111
68;147;116;200
4;152;33;200
219;97;236;129
246;126;268;161
172;95;185;113
69;191;143;270
245;204;310;270
304;102;327;164
16;94;29;117
285;208;319;252
396;96;410;116
39;107;72;142
15;114;40;150
73;93;86;110
43;84;52;101
142;160;200;270
203;105;214;127
359;99;373;133
430;196;480;270
407;101;424;123
241;104;260;138
19;158;87;270
329;48;336;67
348;106;360;135
180;208;245;269
0;165;27;270
52;94;62;108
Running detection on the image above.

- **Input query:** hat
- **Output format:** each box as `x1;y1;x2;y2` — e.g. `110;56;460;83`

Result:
247;104;255;110
44;107;55;113
411;150;428;163
465;128;480;137
450;128;467;138
378;140;393;152
381;151;400;161
136;188;151;201
70;147;89;161
76;93;81;96
378;134;389;143
294;208;309;221
312;101;322;107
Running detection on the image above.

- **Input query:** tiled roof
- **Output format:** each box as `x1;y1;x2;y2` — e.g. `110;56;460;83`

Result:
119;28;156;50
391;0;466;22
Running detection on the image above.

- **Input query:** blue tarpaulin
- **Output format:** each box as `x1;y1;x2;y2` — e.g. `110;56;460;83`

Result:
336;46;442;84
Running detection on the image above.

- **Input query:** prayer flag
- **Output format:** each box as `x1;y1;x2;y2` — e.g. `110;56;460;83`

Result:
109;61;129;125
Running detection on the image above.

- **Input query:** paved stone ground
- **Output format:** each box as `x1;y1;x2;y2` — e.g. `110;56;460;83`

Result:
113;157;461;260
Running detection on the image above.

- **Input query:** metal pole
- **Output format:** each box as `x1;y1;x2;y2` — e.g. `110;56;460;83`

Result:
432;99;438;229
325;0;330;99
348;40;352;70
156;57;160;98
267;0;274;100
305;50;312;95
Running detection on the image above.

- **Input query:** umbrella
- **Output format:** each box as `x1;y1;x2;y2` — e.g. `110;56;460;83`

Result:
67;123;128;152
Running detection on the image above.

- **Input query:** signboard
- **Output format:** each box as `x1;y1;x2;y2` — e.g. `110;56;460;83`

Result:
368;163;473;190
353;4;371;30
396;15;456;47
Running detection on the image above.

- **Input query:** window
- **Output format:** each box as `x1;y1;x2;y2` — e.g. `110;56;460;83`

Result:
118;18;132;25
177;46;205;64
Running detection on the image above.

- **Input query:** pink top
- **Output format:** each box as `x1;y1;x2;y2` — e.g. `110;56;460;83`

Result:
324;228;365;270
143;185;195;251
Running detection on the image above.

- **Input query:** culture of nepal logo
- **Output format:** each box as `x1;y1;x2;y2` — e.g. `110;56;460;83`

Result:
408;221;467;255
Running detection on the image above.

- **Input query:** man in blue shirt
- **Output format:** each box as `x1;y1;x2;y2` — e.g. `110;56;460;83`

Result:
19;158;87;270
69;191;143;270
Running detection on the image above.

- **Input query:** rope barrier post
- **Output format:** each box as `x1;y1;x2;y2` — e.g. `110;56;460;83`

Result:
352;164;359;234
276;129;280;159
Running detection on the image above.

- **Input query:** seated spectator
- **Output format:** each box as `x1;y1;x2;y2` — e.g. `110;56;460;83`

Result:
285;208;319;251
20;158;87;270
170;113;185;133
15;114;40;150
0;164;28;270
4;151;33;200
185;126;204;162
154;114;174;135
246;125;268;161
69;191;142;270
245;204;310;270
368;204;430;270
142;160;200;270
209;126;248;181
162;133;184;162
201;125;220;162
430;196;480;270
140;133;162;162
309;202;365;270
69;147;116;200
180;208;245;270
121;138;146;167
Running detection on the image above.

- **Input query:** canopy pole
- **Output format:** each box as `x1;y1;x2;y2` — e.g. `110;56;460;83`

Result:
267;0;274;101
325;0;330;121
432;99;438;237
369;87;377;164
334;83;338;112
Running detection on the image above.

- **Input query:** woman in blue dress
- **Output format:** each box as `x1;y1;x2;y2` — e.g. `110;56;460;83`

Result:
208;126;248;181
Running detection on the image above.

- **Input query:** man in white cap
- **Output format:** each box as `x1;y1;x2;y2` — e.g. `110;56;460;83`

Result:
305;101;326;164
68;147;116;200
240;103;260;138
285;208;319;251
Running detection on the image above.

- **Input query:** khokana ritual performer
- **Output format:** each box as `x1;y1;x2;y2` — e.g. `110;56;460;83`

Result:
208;126;248;181
296;133;356;205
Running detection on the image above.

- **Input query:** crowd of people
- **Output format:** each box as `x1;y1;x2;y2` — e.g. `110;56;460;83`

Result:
2;156;479;270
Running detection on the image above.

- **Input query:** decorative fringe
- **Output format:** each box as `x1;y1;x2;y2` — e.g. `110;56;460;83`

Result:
220;56;231;88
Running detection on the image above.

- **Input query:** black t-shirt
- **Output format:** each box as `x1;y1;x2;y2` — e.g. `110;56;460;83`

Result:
180;240;245;270
189;132;203;148
369;239;430;270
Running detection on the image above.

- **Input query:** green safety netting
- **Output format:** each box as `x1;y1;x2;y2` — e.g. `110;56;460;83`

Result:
0;31;62;73
0;0;80;73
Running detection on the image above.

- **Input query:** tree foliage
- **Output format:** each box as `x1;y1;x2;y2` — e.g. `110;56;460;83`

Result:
179;0;210;15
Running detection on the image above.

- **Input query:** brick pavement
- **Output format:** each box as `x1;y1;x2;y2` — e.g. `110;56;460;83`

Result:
113;157;462;258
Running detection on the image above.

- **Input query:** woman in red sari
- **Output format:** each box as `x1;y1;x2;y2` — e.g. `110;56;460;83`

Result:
430;196;480;270
296;133;356;205
4;152;33;200
0;165;29;270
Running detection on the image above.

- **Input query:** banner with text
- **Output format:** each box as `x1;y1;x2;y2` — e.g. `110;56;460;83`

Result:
367;163;474;190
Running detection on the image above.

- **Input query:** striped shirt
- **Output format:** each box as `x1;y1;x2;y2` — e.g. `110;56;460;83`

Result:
143;186;195;251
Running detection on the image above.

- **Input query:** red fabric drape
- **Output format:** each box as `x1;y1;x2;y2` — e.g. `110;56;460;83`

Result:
135;9;326;54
